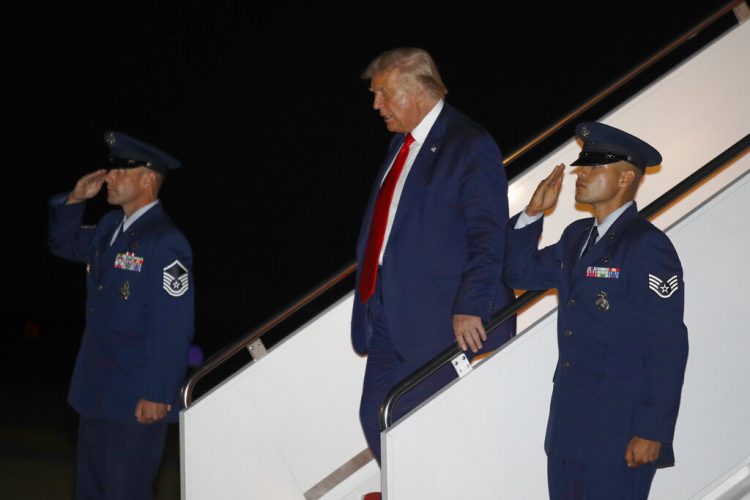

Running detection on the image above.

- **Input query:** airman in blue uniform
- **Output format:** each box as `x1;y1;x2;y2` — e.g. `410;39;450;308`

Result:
505;122;688;499
48;131;194;500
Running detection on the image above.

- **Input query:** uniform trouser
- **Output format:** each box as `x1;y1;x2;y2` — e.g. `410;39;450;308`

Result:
547;457;657;500
75;416;169;500
358;273;458;464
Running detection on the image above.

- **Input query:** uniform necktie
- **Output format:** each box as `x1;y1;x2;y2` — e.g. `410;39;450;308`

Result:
580;225;599;260
358;133;415;302
110;221;124;246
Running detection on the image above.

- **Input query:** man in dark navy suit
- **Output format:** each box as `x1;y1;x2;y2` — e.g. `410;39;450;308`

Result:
353;47;515;467
505;122;688;499
49;131;194;500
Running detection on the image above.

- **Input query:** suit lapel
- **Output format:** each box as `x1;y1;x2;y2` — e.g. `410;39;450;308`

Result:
386;105;449;245
357;136;403;258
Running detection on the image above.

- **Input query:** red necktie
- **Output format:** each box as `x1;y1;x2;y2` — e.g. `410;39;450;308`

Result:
358;133;415;302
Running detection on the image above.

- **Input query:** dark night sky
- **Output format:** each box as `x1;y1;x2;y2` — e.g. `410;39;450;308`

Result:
3;2;731;397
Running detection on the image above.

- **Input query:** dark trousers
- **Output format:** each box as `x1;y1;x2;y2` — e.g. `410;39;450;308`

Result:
75;417;169;500
358;274;458;464
547;457;657;500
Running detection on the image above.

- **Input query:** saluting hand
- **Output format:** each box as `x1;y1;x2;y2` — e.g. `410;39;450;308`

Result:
134;398;172;424
66;169;108;204
453;314;486;353
625;436;662;467
525;163;565;217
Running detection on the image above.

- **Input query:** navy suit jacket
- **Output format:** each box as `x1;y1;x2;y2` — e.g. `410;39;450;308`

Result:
352;104;515;364
49;198;194;423
505;203;688;465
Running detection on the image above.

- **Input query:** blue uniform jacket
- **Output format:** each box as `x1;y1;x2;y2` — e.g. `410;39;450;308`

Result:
49;198;194;423
504;203;688;466
352;104;516;364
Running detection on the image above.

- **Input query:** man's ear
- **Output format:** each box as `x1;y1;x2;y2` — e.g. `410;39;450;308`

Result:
413;83;429;103
140;169;158;193
139;170;151;187
619;168;637;188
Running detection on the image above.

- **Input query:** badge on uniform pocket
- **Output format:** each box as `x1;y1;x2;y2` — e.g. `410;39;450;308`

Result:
595;291;610;312
586;266;620;279
114;252;144;272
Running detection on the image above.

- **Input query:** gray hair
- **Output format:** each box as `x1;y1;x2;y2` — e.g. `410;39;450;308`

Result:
361;47;448;99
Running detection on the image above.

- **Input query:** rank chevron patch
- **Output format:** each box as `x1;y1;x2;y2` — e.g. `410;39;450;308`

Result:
163;260;189;297
648;274;678;298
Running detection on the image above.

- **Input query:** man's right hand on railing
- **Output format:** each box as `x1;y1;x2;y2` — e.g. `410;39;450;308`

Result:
453;314;486;353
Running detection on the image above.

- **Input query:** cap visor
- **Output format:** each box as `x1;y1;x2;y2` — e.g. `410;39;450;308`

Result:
570;157;613;166
106;157;147;169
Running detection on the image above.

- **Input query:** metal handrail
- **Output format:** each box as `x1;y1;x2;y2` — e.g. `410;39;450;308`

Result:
378;288;545;431
181;262;355;407
380;134;750;430
181;0;744;409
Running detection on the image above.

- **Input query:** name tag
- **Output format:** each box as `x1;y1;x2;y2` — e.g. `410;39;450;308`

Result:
114;252;144;272
586;266;620;279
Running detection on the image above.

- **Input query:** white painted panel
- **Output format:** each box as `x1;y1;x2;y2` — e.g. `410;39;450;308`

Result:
181;386;302;499
181;294;378;499
651;173;750;498
237;297;368;491
384;313;558;499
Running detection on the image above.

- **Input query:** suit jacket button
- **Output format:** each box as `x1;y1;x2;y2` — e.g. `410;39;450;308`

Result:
561;361;571;369
97;285;103;291
564;329;573;337
567;298;576;306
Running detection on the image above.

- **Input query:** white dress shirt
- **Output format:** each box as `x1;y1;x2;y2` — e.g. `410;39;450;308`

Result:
378;99;444;263
514;200;634;256
110;200;160;245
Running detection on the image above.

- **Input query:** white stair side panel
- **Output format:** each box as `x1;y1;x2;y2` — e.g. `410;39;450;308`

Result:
651;172;750;498
181;389;303;499
384;313;558;499
182;294;378;499
237;297;369;491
